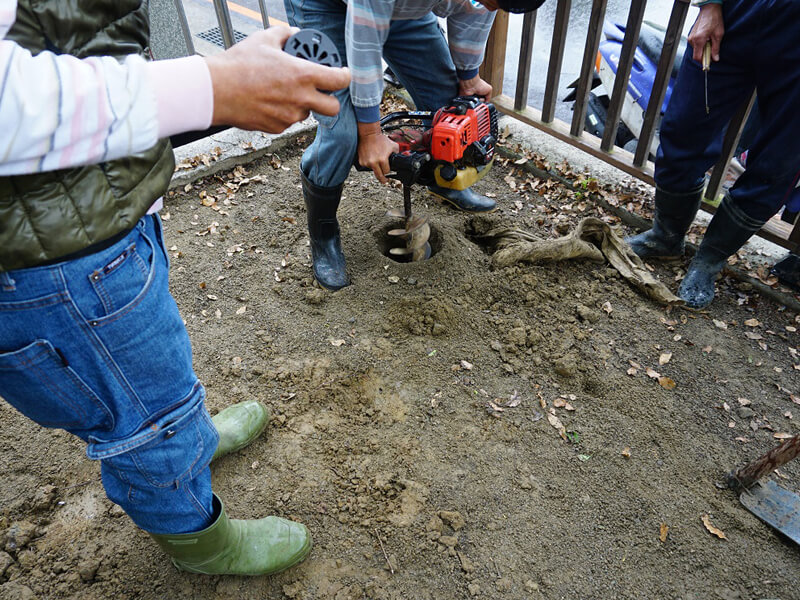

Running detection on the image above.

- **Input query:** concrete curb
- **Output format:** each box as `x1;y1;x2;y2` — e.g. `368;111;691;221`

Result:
169;119;317;189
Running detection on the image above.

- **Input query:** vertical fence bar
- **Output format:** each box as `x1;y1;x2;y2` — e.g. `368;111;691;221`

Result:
481;11;510;97
600;0;647;152
257;0;270;28
541;0;571;123
175;0;195;54
514;12;537;110
633;0;690;167
704;91;756;202
570;0;609;137
790;219;800;246
212;0;236;48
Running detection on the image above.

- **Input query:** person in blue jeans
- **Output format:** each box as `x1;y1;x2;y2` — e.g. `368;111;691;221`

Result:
626;0;800;308
283;0;547;291
1;1;349;576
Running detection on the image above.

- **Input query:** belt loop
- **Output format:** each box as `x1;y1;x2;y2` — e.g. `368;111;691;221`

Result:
0;271;16;292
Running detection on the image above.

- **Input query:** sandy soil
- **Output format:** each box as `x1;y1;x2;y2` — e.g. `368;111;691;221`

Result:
2;133;800;600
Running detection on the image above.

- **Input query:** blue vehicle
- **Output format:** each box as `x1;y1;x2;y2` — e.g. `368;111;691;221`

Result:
564;20;685;158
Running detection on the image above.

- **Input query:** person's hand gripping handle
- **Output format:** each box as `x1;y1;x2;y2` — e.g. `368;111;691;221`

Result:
702;41;711;114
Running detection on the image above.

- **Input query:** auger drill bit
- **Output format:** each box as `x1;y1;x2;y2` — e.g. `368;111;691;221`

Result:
383;151;432;262
386;184;431;262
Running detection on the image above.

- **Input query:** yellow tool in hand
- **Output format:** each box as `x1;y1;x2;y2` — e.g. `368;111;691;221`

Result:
703;40;712;114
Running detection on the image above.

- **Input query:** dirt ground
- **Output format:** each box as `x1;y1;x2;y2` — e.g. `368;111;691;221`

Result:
2;132;800;600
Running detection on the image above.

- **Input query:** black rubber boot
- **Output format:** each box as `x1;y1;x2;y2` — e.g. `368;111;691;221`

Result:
301;172;349;290
428;184;497;213
678;196;765;309
625;183;704;259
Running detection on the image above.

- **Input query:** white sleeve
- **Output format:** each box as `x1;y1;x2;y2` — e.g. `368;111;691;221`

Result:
0;1;213;176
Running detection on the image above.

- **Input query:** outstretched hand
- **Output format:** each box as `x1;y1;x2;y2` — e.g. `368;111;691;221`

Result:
205;27;351;133
688;3;724;63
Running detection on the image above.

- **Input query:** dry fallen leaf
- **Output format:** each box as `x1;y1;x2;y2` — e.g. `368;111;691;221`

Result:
774;432;794;440
621;447;631;458
646;367;661;379
626;367;638;376
460;360;473;371
701;515;727;540
737;397;751;407
547;410;568;441
659;352;672;365
488;401;505;413
744;318;761;327
713;319;728;330
505;390;522;408
330;339;346;347
702;345;713;353
659;523;669;543
236;305;247;315
658;376;676;390
601;301;613;314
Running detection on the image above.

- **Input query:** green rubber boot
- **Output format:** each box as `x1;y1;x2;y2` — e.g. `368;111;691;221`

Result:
211;400;269;462
151;495;312;576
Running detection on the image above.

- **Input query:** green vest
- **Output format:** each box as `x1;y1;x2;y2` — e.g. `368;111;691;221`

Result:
0;0;175;272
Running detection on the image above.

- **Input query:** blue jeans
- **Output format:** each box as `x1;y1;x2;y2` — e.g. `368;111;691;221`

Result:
655;0;800;222
0;215;217;535
283;0;459;187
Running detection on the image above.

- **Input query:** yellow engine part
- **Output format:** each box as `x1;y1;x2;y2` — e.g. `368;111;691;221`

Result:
433;157;494;191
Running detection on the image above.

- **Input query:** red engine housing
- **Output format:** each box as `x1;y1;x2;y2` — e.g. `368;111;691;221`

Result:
429;98;497;165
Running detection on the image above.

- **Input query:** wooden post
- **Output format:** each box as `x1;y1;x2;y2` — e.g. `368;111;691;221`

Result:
480;11;510;98
727;436;800;492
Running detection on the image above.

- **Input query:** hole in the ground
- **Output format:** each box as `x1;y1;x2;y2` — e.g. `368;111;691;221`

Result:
375;221;441;263
463;214;501;255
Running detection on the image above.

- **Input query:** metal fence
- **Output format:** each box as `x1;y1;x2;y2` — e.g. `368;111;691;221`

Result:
479;0;799;251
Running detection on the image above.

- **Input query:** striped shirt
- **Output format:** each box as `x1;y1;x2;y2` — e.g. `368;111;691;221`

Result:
0;0;213;176
346;0;496;122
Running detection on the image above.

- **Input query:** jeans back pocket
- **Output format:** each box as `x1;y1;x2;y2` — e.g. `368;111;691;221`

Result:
0;339;113;434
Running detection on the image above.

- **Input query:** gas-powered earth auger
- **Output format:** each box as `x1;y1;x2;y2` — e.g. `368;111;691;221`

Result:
370;96;499;262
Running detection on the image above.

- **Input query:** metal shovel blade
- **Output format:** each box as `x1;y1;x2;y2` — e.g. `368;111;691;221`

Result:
739;480;800;545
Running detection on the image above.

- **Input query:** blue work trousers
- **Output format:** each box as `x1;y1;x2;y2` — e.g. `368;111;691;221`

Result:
0;215;217;535
655;0;800;221
283;0;460;187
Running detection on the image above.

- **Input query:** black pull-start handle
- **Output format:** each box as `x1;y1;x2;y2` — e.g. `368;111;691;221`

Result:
283;29;342;68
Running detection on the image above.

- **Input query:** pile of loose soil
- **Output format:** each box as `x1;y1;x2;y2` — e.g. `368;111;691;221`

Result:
2;135;799;600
